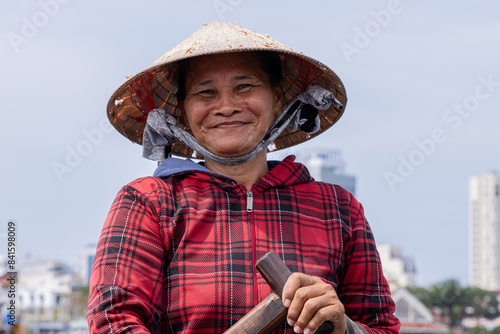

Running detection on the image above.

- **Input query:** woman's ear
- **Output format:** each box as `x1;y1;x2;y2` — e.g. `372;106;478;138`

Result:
176;100;188;130
180;104;192;131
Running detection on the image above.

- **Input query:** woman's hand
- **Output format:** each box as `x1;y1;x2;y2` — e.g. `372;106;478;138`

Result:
282;273;346;334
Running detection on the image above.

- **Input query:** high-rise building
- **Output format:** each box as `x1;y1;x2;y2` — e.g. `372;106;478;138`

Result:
293;148;356;195
469;172;500;291
377;243;416;291
74;244;97;285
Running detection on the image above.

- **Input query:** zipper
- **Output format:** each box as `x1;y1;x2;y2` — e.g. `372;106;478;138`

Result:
246;190;253;212
247;189;258;305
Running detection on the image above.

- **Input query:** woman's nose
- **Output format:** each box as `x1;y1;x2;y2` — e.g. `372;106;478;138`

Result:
213;92;240;116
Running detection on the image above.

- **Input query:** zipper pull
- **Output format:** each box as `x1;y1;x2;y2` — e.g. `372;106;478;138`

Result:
246;190;253;212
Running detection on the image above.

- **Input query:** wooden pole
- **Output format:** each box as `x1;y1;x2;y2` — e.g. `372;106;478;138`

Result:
224;251;333;334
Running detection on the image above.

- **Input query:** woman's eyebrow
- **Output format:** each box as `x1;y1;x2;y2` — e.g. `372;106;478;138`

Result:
232;74;259;82
191;74;260;89
190;79;214;89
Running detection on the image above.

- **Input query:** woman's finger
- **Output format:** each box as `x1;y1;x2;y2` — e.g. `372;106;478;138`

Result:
282;273;345;333
301;303;346;334
282;273;318;306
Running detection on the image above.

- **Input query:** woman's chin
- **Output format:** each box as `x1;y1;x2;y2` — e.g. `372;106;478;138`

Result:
205;144;254;159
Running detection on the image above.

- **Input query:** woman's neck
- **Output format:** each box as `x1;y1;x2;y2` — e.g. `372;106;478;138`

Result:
204;151;269;190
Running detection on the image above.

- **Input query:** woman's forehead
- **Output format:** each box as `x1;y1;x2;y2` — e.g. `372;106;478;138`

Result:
187;52;266;78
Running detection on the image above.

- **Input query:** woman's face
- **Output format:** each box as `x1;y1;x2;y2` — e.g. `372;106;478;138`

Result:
181;53;282;158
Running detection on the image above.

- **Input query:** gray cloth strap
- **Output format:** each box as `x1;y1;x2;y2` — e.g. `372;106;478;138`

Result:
142;109;178;161
288;83;342;133
298;83;342;110
345;315;368;334
142;84;341;164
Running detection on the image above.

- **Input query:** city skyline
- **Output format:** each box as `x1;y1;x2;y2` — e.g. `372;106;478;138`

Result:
4;149;497;290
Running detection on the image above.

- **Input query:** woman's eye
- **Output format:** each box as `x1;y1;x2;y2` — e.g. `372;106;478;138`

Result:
236;84;253;91
197;90;216;96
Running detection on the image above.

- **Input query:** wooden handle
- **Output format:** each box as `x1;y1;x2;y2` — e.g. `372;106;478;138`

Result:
256;251;292;298
223;293;287;334
257;251;334;334
224;251;334;334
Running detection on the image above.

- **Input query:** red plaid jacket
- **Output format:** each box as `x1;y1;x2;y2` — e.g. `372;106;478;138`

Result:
87;156;400;333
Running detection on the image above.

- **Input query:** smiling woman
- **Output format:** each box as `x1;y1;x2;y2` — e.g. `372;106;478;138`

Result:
87;21;400;334
180;52;282;185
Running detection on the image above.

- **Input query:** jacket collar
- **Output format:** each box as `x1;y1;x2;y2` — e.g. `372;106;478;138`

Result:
153;155;313;192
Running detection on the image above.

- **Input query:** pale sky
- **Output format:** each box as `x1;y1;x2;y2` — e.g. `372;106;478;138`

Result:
1;1;499;286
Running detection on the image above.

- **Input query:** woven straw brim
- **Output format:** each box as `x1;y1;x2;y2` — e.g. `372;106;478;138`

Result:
107;22;347;159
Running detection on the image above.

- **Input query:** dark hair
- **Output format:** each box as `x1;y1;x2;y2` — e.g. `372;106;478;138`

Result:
254;51;283;88
174;51;283;101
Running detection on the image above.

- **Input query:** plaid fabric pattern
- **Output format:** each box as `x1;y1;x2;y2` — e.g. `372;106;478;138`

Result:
87;156;400;333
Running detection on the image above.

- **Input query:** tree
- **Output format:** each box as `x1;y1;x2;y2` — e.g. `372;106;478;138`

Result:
408;279;500;329
463;286;500;320
491;326;500;334
69;285;90;318
463;326;489;334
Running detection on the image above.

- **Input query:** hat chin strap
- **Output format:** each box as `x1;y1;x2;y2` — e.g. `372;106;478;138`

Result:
142;84;340;165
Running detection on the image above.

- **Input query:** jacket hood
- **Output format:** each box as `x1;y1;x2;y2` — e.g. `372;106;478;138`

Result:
153;156;313;192
153;157;211;177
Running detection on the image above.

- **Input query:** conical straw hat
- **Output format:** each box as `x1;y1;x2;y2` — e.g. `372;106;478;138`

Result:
107;21;347;159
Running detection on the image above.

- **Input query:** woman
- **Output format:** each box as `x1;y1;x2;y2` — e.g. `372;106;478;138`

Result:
87;22;400;334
